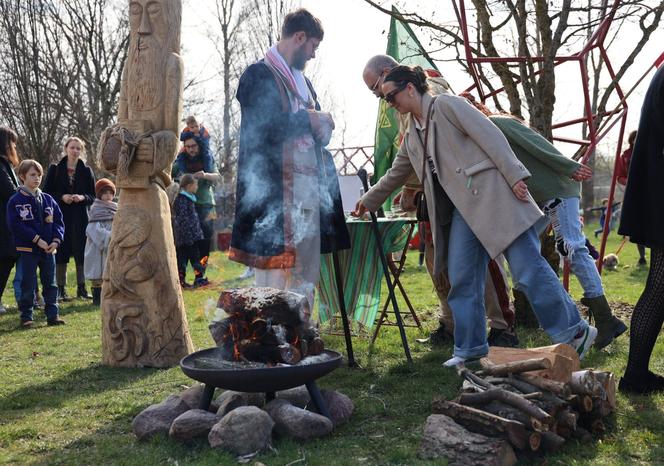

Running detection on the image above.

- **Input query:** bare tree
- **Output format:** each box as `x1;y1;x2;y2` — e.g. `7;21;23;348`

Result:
0;0;128;171
363;0;664;142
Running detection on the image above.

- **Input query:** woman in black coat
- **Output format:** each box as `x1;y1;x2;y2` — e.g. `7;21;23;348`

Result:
0;127;20;314
44;137;95;300
617;65;664;394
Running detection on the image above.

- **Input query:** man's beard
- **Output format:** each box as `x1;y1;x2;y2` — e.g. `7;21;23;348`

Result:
291;45;308;71
127;35;168;112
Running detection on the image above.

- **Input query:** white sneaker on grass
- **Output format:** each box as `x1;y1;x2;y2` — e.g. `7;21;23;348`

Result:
0;303;6;314
569;325;598;360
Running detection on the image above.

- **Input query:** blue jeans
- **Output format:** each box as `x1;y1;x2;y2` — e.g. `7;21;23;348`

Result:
17;252;59;322
447;209;587;359
540;197;604;298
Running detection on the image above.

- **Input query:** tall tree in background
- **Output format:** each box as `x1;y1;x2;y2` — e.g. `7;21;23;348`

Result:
0;0;128;171
364;0;664;210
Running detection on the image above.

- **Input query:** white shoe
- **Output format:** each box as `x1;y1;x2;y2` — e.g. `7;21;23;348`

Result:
442;356;467;368
0;303;6;314
238;267;255;280
569;325;598;360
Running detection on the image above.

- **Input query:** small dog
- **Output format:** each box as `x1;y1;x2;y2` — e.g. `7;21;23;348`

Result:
603;253;619;271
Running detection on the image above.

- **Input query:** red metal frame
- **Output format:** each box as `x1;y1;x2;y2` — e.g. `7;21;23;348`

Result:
452;0;628;279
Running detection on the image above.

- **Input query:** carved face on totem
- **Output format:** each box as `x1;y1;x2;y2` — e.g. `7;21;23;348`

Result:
126;0;181;112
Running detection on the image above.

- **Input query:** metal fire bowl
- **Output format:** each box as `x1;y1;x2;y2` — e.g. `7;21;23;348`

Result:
180;348;342;393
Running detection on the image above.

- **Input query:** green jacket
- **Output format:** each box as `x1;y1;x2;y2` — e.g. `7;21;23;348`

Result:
490;115;581;204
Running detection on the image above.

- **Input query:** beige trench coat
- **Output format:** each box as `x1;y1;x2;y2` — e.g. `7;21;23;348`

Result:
362;93;543;275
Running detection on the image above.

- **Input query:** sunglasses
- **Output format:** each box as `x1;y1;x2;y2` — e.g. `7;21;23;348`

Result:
384;83;408;104
371;71;385;94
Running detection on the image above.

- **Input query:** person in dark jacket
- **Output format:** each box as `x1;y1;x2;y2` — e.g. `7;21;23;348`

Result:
0;127;20;314
172;174;205;288
43;136;95;300
617;65;664;394
7;160;65;327
229;9;350;312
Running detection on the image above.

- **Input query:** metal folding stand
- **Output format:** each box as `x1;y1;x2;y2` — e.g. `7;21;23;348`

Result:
358;169;413;363
331;250;358;368
370;219;422;344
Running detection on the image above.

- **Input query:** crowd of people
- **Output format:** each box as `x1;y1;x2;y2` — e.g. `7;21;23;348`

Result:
1;7;662;395
0;115;221;324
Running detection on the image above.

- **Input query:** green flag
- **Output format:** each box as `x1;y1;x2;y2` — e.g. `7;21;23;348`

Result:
371;7;438;209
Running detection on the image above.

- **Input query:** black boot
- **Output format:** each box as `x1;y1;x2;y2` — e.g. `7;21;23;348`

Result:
77;284;92;299
58;286;72;302
92;287;102;306
581;295;628;349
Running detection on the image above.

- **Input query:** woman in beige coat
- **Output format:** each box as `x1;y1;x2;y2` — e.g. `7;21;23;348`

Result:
354;65;595;367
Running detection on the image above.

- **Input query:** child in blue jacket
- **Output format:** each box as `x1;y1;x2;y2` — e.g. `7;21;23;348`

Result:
7;160;65;327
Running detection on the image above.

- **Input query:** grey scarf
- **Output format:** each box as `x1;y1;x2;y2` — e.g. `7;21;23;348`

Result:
88;199;117;223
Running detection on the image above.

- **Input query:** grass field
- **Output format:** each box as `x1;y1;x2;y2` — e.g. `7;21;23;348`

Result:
0;226;661;466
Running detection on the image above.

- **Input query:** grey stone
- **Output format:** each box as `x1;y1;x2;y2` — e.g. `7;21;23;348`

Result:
179;384;208;410
132;395;190;440
417;414;516;465
169;409;219;441
216;392;247;417
321;389;354;427
264;399;333;441
208;406;274;455
216;390;265;408
276;385;311;408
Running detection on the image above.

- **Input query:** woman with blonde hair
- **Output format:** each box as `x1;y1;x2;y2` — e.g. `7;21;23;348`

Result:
44;136;96;300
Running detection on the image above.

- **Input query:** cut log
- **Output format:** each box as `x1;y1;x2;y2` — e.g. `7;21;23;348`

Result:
570;370;604;397
217;287;308;326
307;337;325;356
517;374;572;398
556;408;578;432
572;426;593;443
568;394;593;413
483;344;580;382
478;358;552;377
475;401;546;432
458;388;552;424
418;414;517;465
595;371;617;410
432;399;531;450
540;431;565;452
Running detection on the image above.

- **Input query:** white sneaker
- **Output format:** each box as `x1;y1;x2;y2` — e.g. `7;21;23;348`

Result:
443;356;467;368
0;303;6;314
569;325;598;360
238;267;255;280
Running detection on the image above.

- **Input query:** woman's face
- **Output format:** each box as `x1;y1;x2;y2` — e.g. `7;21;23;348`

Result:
381;81;411;115
66;140;83;159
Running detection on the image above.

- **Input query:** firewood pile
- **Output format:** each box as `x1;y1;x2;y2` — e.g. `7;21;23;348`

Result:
427;356;616;464
209;287;325;365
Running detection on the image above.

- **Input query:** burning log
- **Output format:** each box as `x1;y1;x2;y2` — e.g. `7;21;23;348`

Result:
209;288;324;365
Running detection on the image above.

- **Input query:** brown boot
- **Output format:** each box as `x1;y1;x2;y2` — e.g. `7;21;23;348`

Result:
581;295;627;350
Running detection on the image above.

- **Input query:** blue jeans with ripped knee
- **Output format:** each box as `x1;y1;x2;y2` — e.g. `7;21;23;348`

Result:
540;197;604;298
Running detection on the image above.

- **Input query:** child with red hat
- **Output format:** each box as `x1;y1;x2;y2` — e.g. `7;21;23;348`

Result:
84;178;117;305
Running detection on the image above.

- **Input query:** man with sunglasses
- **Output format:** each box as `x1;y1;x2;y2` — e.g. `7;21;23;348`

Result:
362;55;518;348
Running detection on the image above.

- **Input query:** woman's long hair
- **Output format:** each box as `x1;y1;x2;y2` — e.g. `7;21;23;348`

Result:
0;127;19;167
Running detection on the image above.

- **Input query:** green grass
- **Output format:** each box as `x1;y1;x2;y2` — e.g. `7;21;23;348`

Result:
0;226;661;465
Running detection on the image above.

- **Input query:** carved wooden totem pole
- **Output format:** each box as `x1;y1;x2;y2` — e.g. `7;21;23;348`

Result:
99;0;194;367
